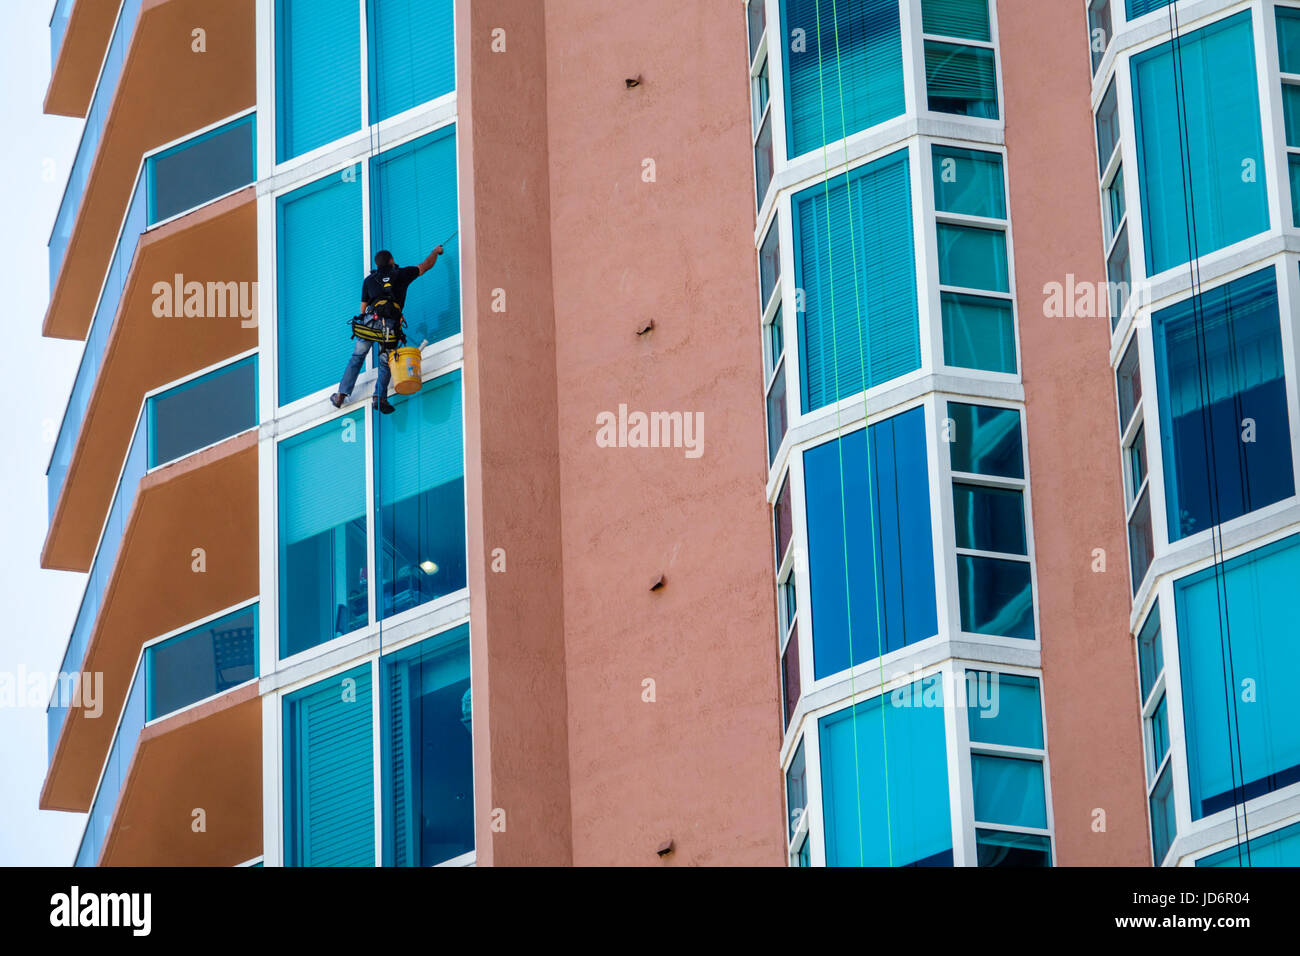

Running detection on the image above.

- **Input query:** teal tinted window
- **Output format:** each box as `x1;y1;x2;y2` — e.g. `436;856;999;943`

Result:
976;829;1051;867
1131;11;1268;275
279;414;369;658
1150;762;1175;863
786;738;807;840
376;371;467;619
967;672;1043;749
1107;165;1126;237
932;146;1006;218
926;42;998;118
275;0;361;162
1279;7;1300;73
1176;535;1300;819
148;357;257;467
1128;0;1174;20
371;126;460;347
1153;268;1293;541
958;555;1034;640
284;665;374;866
1282;84;1300;146
369;0;455;123
922;0;990;41
1197;820;1300;867
277;171;364;405
937;224;1008;292
145;606;257;720
780;0;905;158
971;755;1047;828
942;293;1016;373
1147;692;1169;779
819;677;952;866
793;149;918;413
759;221;780;308
1096;79;1119;174
381;627;473;866
953;483;1026;554
1290;157;1300;227
1136;604;1162;702
947;403;1024;478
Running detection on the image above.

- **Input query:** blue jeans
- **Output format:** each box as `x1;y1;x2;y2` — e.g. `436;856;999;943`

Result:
338;338;391;400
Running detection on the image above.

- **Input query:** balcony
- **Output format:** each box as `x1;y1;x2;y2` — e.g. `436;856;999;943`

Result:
46;0;119;118
45;0;254;341
42;362;258;812
45;115;255;571
76;605;261;866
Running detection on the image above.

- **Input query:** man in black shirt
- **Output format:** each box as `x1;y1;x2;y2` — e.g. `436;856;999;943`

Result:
331;245;443;414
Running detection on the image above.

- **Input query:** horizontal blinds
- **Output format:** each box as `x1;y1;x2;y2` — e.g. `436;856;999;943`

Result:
378;370;464;504
280;412;367;543
1127;0;1173;20
276;0;361;162
921;0;990;40
371;126;460;346
781;0;905;158
925;41;997;114
795;149;918;413
277;172;365;406
369;0;456;122
286;665;374;866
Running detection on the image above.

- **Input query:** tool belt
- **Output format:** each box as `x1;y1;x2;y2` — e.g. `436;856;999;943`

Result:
351;299;406;347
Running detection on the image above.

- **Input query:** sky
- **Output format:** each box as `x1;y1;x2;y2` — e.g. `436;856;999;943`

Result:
0;2;100;866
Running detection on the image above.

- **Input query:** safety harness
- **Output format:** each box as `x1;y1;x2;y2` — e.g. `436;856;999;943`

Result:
350;273;408;347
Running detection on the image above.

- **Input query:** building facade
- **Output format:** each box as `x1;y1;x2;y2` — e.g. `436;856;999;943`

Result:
36;0;1300;867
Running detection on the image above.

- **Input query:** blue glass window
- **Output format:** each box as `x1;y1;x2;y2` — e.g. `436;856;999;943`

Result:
1197;820;1300;867
1147;692;1169;779
368;0;455;124
376;372;467;619
793;149;918;413
803;407;937;678
147;115;255;225
277;171;364;406
941;293;1016;373
1131;11;1269;275
1095;79;1119;175
284;665;375;866
1153;267;1294;541
1279;7;1300;74
976;829;1052;867
966;672;1043;749
932;146;1005;219
948;403;1024;479
786;738;807;840
953;483;1027;554
780;0;905;158
1149;762;1175;864
958;555;1034;640
148;357;257;467
381;626;473;866
921;0;990;41
279;413;369;658
1136;604;1162;702
370;126;461;348
145;606;257;720
819;677;952;866
276;0;361;163
1176;534;1300;819
971;754;1047;829
1127;0;1174;20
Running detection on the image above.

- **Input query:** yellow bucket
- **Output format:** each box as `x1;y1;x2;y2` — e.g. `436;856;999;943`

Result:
388;347;423;395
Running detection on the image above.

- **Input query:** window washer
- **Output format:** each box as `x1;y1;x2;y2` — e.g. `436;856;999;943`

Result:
331;245;443;414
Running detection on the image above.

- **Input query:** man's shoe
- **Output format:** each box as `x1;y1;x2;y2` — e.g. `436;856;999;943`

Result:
373;396;395;415
329;392;347;409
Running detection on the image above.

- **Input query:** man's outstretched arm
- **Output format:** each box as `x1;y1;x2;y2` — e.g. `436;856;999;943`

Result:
416;245;445;276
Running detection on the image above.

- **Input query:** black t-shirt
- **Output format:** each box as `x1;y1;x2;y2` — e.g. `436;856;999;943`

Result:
362;265;421;310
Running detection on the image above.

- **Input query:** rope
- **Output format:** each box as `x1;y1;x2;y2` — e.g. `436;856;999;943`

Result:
1164;0;1249;864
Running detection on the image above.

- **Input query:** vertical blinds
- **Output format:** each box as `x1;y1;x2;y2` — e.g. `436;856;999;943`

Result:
371;126;461;347
276;0;361;163
781;0;905;158
277;172;364;406
795;148;918;413
1131;11;1269;276
279;412;367;543
368;0;456;123
284;665;375;866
